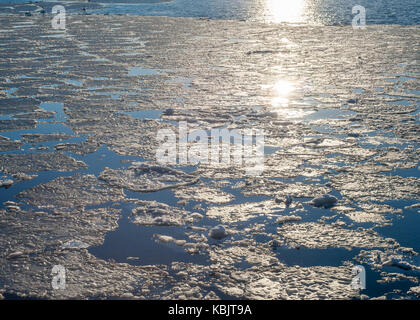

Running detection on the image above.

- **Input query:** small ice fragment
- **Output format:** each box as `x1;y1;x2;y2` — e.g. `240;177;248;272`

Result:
126;257;140;261
153;234;175;244
276;215;302;224
174;240;187;246
405;203;420;210
310;194;338;209
408;286;420;297
383;257;413;271
151;216;182;226
190;212;203;220
3;201;16;206
7;251;24;259
61;240;89;250
6;205;21;212
0;179;13;188
209;225;228;240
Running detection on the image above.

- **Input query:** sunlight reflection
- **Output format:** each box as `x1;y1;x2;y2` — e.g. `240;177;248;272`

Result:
262;79;295;107
275;107;313;119
273;80;295;97
265;0;306;23
263;78;314;119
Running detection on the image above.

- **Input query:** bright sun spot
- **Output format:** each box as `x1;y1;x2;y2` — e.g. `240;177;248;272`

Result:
262;80;295;106
273;80;295;97
264;79;312;119
265;0;306;23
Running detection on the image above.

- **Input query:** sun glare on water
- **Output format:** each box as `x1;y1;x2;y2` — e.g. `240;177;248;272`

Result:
263;79;313;119
273;80;295;97
265;0;306;23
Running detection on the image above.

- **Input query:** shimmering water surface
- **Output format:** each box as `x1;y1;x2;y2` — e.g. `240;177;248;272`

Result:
0;0;420;25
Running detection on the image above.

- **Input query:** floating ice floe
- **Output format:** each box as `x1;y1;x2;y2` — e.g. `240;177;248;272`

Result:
278;222;397;249
0;139;23;152
11;173;37;182
99;163;199;192
240;179;331;199
6;205;21;212
61;240;89;250
68;115;176;159
332;202;401;225
0;153;86;175
331;173;420;202
408;286;420;297
21;133;72;143
0;179;13;188
17;174;125;209
310;194;338;208
404;203;420;213
174;184;234;204
190;212;204;220
126;257;140;261
153;234;176;244
209;225;229;240
383;257;420;271
276;215;302;224
6;251;24;259
130;200;187;226
153;234;192;248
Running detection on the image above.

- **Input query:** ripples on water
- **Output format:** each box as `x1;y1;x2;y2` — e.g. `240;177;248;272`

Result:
1;0;420;25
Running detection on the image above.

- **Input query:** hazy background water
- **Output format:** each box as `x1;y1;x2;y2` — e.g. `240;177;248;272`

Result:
0;0;419;25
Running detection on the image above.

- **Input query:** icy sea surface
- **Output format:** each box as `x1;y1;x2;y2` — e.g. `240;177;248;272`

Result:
0;11;419;300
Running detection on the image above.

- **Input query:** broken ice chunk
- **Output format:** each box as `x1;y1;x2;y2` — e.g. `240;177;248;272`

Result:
310;194;338;209
209;225;229;240
7;251;24;259
276;215;302;224
383;257;417;271
153;234;175;244
0;179;13;188
61;240;89;250
130;200;186;226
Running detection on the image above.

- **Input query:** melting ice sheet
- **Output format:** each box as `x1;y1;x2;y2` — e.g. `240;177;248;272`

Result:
0;13;419;300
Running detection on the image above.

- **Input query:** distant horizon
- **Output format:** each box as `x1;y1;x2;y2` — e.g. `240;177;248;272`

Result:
0;0;419;25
